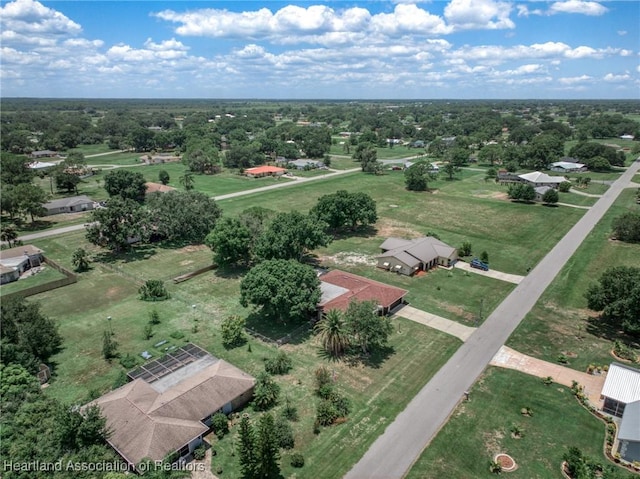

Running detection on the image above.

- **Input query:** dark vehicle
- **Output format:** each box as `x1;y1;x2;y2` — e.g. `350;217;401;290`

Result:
470;258;489;271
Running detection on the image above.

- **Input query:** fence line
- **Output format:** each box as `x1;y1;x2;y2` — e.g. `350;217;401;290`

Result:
2;257;77;300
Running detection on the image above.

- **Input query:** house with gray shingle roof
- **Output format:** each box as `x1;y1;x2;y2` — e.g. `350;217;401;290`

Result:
43;195;94;216
377;236;458;276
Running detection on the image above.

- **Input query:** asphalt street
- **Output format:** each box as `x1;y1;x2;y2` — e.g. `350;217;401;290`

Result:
345;159;640;479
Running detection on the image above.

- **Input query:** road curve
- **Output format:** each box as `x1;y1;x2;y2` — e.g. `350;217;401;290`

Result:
345;160;640;479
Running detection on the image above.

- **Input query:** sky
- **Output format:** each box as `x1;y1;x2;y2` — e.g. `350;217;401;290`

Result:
0;0;639;99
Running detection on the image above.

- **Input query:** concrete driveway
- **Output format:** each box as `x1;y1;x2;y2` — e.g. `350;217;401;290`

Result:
454;260;525;284
491;346;605;406
395;305;475;342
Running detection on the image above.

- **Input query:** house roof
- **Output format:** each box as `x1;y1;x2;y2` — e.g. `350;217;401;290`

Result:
90;354;254;467
0;245;44;261
601;362;640;405
245;165;286;175
43;195;93;209
0;265;18;275
318;269;408;313
288;159;322;168
145;182;176;194
27;161;56;169
379;236;457;265
619;401;640;442
518;171;566;184
550;161;585;170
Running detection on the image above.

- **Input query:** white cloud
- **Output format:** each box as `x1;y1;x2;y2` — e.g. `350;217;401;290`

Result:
618;30;627;36
443;0;515;30
548;1;608;16
558;75;592;84
0;0;81;35
370;4;451;36
603;73;631;82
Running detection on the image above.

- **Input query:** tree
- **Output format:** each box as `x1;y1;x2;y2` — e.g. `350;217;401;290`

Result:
273;415;295;449
459;241;472;257
507;183;535;202
86;197;150;252
0;223;19;247
179;170;195;191
102;330;119;361
264;350;292;375
559;181;572;193
183;143;220;174
480;251;489;264
256;413;281;479
138;280;170;301
315;309;350;357
354;143;381;174
220;315;246;348
254;211;331;261
54;170;81;194
1;152;33;185
311;190;377;232
103;170;147;202
205;217;252;266
478;144;501;166
158;170;170;185
237;415;258;479
253;371;281;411
14;183;47;223
239;259;321;323
441;161;461;180
404;162;437;191
484;167;497;182
147;190;221;243
585;266;640;335
612;211;640;242
541;188;559;205
72;248;90;272
0;297;62;373
344;300;393;354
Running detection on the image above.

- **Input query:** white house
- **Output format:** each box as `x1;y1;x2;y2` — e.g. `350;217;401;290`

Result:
549;161;587;173
518;171;566;188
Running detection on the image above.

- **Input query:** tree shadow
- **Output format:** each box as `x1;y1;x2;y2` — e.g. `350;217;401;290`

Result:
343;345;395;369
331;225;378;241
542;204;560;208
214;264;248;280
584;315;640;347
244;311;312;346
93;245;157;264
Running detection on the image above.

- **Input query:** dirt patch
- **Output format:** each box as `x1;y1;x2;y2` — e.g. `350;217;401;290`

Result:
178;244;208;253
105;286;126;299
441;303;475;322
483;429;504;455
180;260;195;266
376;218;423;239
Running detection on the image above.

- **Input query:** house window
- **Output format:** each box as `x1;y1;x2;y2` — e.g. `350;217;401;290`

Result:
177;444;190;459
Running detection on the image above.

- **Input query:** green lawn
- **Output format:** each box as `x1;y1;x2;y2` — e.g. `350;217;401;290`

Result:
507;188;640;371
407;368;608;479
328;156;360;170
68;143;118;156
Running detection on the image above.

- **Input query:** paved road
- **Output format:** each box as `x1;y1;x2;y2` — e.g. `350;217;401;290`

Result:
345;160;640;479
18;223;89;242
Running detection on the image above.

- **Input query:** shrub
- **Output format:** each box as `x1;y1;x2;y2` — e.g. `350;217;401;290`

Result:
317;384;334;399
282;400;299;422
220;315;246;348
274;416;295;449
138;280;170;301
489;461;502;474
211;413;229;439
253;371;280;411
315;366;332;393
480;251;489;264
542;376;553;386
265;350;292;375
459;241;472;257
119;353;138;369
557;354;568;364
290;453;305;468
613;340;637;362
148;309;161;325
192;445;206;460
143;323;153;340
559;181;572;192
170;330;185;340
316;399;338;426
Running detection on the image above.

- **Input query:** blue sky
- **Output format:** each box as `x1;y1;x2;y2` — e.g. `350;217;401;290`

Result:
1;0;638;99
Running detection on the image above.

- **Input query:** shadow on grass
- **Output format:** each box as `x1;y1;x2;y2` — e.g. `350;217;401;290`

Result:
244;311;312;346
584;315;640;348
94;245;158;264
215;264;249;280
343;344;395;369
331;224;378;241
542;204;560;208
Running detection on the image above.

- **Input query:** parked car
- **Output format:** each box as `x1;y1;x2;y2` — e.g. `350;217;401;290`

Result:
470;258;489;271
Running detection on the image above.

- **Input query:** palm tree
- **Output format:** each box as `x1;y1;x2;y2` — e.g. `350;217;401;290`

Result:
315;309;350;357
179;170;195;191
0;224;18;247
72;248;90;272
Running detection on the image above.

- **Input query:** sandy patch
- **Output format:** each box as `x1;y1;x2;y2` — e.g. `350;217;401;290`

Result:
180;260;195;266
483;429;504;455
376;218;423;239
178;244;208;253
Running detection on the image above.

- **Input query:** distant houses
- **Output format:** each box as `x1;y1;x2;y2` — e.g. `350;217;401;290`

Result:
29;150;60;159
549;161;587;173
377;236;458;276
244;165;287;178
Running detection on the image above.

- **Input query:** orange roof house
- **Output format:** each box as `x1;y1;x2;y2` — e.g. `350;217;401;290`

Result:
318;270;408;317
244;165;286;178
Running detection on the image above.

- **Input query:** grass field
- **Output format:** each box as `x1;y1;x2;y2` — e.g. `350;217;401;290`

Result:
507;188;640;370
407;367;608;479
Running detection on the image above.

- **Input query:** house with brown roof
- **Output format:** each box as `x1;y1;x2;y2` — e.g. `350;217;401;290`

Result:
318;269;408;319
377;237;458;276
89;345;254;470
